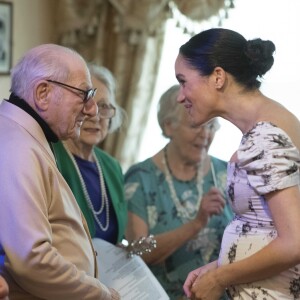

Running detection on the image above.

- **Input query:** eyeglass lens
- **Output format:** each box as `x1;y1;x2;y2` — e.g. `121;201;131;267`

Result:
85;89;97;103
47;80;97;103
97;103;116;118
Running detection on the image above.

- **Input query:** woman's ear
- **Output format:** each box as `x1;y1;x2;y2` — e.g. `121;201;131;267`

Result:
213;66;226;89
34;81;50;111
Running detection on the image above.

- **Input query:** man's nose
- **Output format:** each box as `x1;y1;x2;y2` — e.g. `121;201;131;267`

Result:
82;99;98;117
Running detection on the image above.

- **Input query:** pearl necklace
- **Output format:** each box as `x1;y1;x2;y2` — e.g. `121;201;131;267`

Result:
162;146;205;222
64;146;110;231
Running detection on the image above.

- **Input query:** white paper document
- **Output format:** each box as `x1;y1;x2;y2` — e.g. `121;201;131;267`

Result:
93;238;170;300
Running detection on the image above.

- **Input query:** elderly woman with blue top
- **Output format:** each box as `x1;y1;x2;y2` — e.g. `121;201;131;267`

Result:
53;64;127;244
125;84;233;300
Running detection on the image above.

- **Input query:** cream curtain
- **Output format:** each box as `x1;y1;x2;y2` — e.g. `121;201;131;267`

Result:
55;0;229;170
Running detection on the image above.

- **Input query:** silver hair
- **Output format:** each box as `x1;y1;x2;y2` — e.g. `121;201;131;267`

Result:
157;84;220;137
157;85;182;137
10;44;87;101
88;64;126;133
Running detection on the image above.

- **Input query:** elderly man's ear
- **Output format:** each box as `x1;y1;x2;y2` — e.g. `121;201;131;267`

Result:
34;81;51;111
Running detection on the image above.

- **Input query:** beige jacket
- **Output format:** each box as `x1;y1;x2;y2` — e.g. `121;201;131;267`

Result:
0;101;111;299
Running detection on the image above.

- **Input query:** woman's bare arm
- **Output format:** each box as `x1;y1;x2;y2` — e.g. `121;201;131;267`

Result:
190;186;300;299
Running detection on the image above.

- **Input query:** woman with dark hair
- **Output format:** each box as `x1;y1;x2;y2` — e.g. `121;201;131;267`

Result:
125;84;232;300
177;28;300;300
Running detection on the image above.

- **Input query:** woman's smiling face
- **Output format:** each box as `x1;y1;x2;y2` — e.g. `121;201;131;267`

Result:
77;75;111;147
175;54;216;127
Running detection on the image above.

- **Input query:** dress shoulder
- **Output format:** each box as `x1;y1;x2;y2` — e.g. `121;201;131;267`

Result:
237;122;300;194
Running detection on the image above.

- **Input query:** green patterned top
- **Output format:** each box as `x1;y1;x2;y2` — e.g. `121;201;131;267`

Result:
125;156;232;300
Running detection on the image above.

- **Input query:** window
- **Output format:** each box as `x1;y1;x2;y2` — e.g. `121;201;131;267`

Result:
138;0;300;163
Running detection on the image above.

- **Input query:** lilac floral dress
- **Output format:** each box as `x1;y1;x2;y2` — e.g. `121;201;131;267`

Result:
218;122;300;299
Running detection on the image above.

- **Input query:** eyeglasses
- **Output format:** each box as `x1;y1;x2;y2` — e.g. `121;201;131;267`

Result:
47;80;97;103
183;120;219;133
97;102;116;119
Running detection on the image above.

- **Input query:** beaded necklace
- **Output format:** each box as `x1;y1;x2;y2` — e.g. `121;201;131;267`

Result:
64;146;110;231
162;146;206;222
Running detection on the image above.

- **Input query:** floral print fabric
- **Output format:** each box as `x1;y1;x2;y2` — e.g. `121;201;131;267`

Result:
125;156;232;300
218;122;300;299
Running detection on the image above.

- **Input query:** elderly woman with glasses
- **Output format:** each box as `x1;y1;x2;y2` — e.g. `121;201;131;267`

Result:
53;64;127;244
125;85;233;300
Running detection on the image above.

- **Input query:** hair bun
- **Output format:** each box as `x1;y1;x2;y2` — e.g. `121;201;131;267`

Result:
245;38;276;76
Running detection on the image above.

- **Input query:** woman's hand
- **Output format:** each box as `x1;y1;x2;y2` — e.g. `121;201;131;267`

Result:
189;268;225;300
195;187;225;227
183;260;218;298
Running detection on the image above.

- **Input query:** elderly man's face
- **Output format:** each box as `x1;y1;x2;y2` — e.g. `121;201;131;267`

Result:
47;58;98;140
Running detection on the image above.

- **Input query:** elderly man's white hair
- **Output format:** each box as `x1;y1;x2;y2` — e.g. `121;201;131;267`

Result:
10;44;88;101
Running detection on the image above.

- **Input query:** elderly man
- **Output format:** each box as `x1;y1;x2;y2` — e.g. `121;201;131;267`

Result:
0;44;119;299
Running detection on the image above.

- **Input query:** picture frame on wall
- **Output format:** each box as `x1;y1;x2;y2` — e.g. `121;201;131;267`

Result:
0;1;12;75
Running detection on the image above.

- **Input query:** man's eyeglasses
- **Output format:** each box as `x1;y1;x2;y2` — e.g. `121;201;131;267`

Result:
47;80;97;103
97;102;116;119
